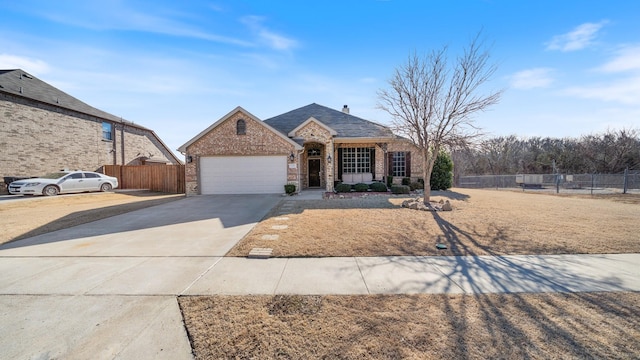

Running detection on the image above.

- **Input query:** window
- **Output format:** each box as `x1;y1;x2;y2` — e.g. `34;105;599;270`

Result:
392;152;406;177
342;147;370;173
83;172;101;178
65;173;83;180
102;122;113;141
236;119;246;135
307;148;321;157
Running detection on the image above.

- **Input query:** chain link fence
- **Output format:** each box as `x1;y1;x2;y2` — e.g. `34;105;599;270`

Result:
458;171;640;194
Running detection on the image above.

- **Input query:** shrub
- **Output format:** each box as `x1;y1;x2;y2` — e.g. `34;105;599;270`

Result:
284;184;296;195
410;182;423;191
386;175;393;188
430;151;453;190
391;185;410;194
402;177;411;186
369;182;387;192
354;183;369;192
335;183;352;193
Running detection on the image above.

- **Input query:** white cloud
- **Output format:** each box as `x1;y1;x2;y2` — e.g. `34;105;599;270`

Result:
546;21;608;52
241;16;298;51
509;68;555;89
20;2;252;47
563;44;640;105
598;45;640;73
563;76;640;105
0;54;50;74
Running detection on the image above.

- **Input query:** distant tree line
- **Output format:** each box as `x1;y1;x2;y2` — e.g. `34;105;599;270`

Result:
452;128;640;177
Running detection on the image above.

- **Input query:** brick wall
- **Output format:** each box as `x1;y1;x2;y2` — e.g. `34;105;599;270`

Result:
387;140;425;184
293;121;334;190
0;93;178;186
114;123;175;165
184;110;298;195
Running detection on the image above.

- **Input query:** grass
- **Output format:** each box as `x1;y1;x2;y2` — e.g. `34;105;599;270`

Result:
179;292;640;359
184;188;640;358
227;188;640;257
0;191;183;245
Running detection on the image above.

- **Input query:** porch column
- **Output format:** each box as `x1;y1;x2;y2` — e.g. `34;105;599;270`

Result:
326;141;335;192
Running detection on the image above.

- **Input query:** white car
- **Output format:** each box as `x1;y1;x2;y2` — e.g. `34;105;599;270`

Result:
8;171;119;196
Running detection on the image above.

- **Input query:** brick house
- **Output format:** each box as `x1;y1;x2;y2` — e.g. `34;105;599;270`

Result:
178;103;423;195
0;69;181;191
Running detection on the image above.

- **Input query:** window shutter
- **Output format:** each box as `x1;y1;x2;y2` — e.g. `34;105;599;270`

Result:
338;148;343;181
387;152;393;176
406;152;411;178
370;147;376;177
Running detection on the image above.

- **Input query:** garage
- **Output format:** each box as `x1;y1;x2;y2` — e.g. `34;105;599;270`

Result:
200;156;287;194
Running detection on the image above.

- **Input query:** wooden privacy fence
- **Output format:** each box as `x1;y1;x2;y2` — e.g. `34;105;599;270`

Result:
103;165;185;194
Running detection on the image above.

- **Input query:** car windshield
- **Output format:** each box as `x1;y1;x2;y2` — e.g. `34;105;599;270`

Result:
40;172;69;179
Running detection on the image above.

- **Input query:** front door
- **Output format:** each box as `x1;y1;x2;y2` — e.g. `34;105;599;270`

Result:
308;159;321;187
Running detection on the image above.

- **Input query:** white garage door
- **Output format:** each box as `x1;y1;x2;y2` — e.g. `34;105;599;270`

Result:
200;156;287;194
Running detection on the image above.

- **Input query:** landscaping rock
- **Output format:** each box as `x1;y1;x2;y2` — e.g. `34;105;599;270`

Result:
402;197;453;212
402;198;431;211
248;247;273;259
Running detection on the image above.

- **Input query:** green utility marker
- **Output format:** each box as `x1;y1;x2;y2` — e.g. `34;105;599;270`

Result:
436;243;447;250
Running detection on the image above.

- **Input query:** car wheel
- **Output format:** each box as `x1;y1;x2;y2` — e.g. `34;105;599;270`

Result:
100;183;113;192
43;185;59;196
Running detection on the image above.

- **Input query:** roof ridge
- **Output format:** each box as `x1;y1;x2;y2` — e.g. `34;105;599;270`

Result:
263;103;394;139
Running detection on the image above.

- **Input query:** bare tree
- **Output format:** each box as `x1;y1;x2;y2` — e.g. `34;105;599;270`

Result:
378;33;502;203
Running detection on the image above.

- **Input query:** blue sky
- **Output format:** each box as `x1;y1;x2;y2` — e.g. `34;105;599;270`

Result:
1;0;639;157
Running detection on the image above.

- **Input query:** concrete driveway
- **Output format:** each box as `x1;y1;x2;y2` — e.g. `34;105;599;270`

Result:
0;194;282;360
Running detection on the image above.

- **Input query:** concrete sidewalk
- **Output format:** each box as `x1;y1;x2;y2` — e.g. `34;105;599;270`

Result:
185;253;640;295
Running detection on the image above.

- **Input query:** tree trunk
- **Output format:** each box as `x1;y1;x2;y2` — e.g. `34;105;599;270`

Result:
423;166;431;204
423;148;432;205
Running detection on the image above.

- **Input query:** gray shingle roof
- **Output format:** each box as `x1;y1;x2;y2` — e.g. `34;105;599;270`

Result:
0;69;147;129
264;103;394;139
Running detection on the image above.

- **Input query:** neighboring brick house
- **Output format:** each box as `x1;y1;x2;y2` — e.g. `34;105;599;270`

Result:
178;103;423;195
0;69;181;191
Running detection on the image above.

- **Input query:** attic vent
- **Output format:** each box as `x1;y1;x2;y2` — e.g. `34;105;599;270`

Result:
19;86;23;93
21;73;33;79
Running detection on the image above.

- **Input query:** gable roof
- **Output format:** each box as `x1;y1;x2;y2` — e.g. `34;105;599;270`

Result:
0;69;147;129
0;69;181;164
288;116;338;138
177;106;303;153
264;103;395;139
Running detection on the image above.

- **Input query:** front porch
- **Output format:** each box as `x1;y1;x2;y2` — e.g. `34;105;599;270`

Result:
299;142;332;190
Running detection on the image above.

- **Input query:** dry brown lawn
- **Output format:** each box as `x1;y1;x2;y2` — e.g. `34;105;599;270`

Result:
179;292;640;359
228;188;640;257
0;191;183;245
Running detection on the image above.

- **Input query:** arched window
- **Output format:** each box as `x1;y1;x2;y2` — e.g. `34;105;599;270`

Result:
236;119;246;135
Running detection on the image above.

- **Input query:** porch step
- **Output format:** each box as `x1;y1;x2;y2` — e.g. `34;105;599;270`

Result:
248;247;273;259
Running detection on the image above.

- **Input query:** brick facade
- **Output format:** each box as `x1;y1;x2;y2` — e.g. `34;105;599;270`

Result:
0;93;178;193
293;121;334;191
332;140;424;185
387;140;425;184
181;106;424;195
183;109;299;195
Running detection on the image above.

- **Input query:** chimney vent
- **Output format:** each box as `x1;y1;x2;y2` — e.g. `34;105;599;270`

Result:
342;105;349;114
